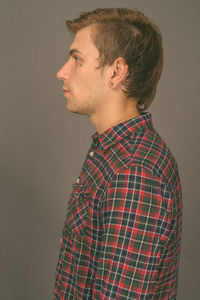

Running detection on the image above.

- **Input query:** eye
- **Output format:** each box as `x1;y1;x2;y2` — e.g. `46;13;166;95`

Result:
73;56;80;63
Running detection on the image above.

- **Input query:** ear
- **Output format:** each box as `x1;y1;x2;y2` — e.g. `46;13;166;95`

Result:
109;57;129;89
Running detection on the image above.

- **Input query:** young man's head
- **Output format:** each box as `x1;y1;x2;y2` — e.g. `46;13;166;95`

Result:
57;8;163;115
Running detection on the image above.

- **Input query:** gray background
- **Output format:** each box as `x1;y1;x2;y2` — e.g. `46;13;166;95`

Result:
0;0;199;299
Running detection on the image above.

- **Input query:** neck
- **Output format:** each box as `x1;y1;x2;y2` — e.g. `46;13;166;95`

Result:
90;96;141;134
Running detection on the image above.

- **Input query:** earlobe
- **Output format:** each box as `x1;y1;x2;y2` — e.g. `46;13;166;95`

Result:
108;80;114;89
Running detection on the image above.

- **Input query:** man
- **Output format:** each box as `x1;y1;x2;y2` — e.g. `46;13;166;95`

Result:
54;8;182;300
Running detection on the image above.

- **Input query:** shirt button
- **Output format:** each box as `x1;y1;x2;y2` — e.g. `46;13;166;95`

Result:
89;151;94;157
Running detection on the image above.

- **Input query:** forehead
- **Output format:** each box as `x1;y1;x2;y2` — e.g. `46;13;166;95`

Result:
70;26;99;58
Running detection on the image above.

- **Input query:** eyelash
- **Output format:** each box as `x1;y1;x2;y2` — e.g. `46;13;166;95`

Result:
73;56;80;63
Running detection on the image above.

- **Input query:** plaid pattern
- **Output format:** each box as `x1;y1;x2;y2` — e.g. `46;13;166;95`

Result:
54;112;182;299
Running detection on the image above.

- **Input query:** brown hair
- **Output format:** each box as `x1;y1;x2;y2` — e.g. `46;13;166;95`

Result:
66;8;163;112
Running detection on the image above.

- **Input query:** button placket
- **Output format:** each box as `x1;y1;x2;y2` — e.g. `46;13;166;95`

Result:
89;151;94;157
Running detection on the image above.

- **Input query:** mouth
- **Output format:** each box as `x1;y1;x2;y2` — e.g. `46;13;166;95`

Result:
62;88;70;95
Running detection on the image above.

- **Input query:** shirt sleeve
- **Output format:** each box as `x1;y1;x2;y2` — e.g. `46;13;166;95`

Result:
93;164;172;299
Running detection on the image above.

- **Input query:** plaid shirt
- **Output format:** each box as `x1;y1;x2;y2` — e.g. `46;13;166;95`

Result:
54;112;182;300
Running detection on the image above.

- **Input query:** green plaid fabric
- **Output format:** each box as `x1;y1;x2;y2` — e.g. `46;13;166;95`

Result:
54;112;182;299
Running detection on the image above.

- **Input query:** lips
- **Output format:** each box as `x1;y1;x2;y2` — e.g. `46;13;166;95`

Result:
62;87;70;96
62;88;70;92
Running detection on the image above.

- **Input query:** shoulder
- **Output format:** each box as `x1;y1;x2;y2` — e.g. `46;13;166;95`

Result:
131;128;180;193
108;127;180;197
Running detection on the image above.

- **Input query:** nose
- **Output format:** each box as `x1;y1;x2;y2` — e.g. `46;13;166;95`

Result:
56;61;70;80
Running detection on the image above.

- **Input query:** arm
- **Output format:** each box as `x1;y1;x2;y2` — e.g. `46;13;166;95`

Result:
93;165;172;299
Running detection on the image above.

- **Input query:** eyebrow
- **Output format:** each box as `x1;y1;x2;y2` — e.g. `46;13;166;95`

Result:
69;48;84;56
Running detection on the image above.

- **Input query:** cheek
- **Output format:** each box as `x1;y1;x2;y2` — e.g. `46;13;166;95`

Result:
76;72;95;91
71;66;102;96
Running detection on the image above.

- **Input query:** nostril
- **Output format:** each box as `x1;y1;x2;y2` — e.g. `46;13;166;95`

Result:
56;69;65;80
56;63;70;80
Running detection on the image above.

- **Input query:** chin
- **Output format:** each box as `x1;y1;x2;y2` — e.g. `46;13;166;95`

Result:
65;103;86;115
66;101;76;112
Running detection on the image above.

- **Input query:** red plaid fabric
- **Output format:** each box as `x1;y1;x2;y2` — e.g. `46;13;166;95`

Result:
54;112;182;299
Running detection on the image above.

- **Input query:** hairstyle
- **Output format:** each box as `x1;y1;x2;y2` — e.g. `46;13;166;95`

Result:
66;8;163;112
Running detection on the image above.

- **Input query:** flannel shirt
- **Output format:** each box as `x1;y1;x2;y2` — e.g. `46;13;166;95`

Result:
54;112;182;300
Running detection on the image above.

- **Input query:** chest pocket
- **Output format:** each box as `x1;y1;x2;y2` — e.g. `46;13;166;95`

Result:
66;182;92;237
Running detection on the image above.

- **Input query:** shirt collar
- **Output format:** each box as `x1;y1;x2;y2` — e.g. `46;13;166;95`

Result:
91;112;153;150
